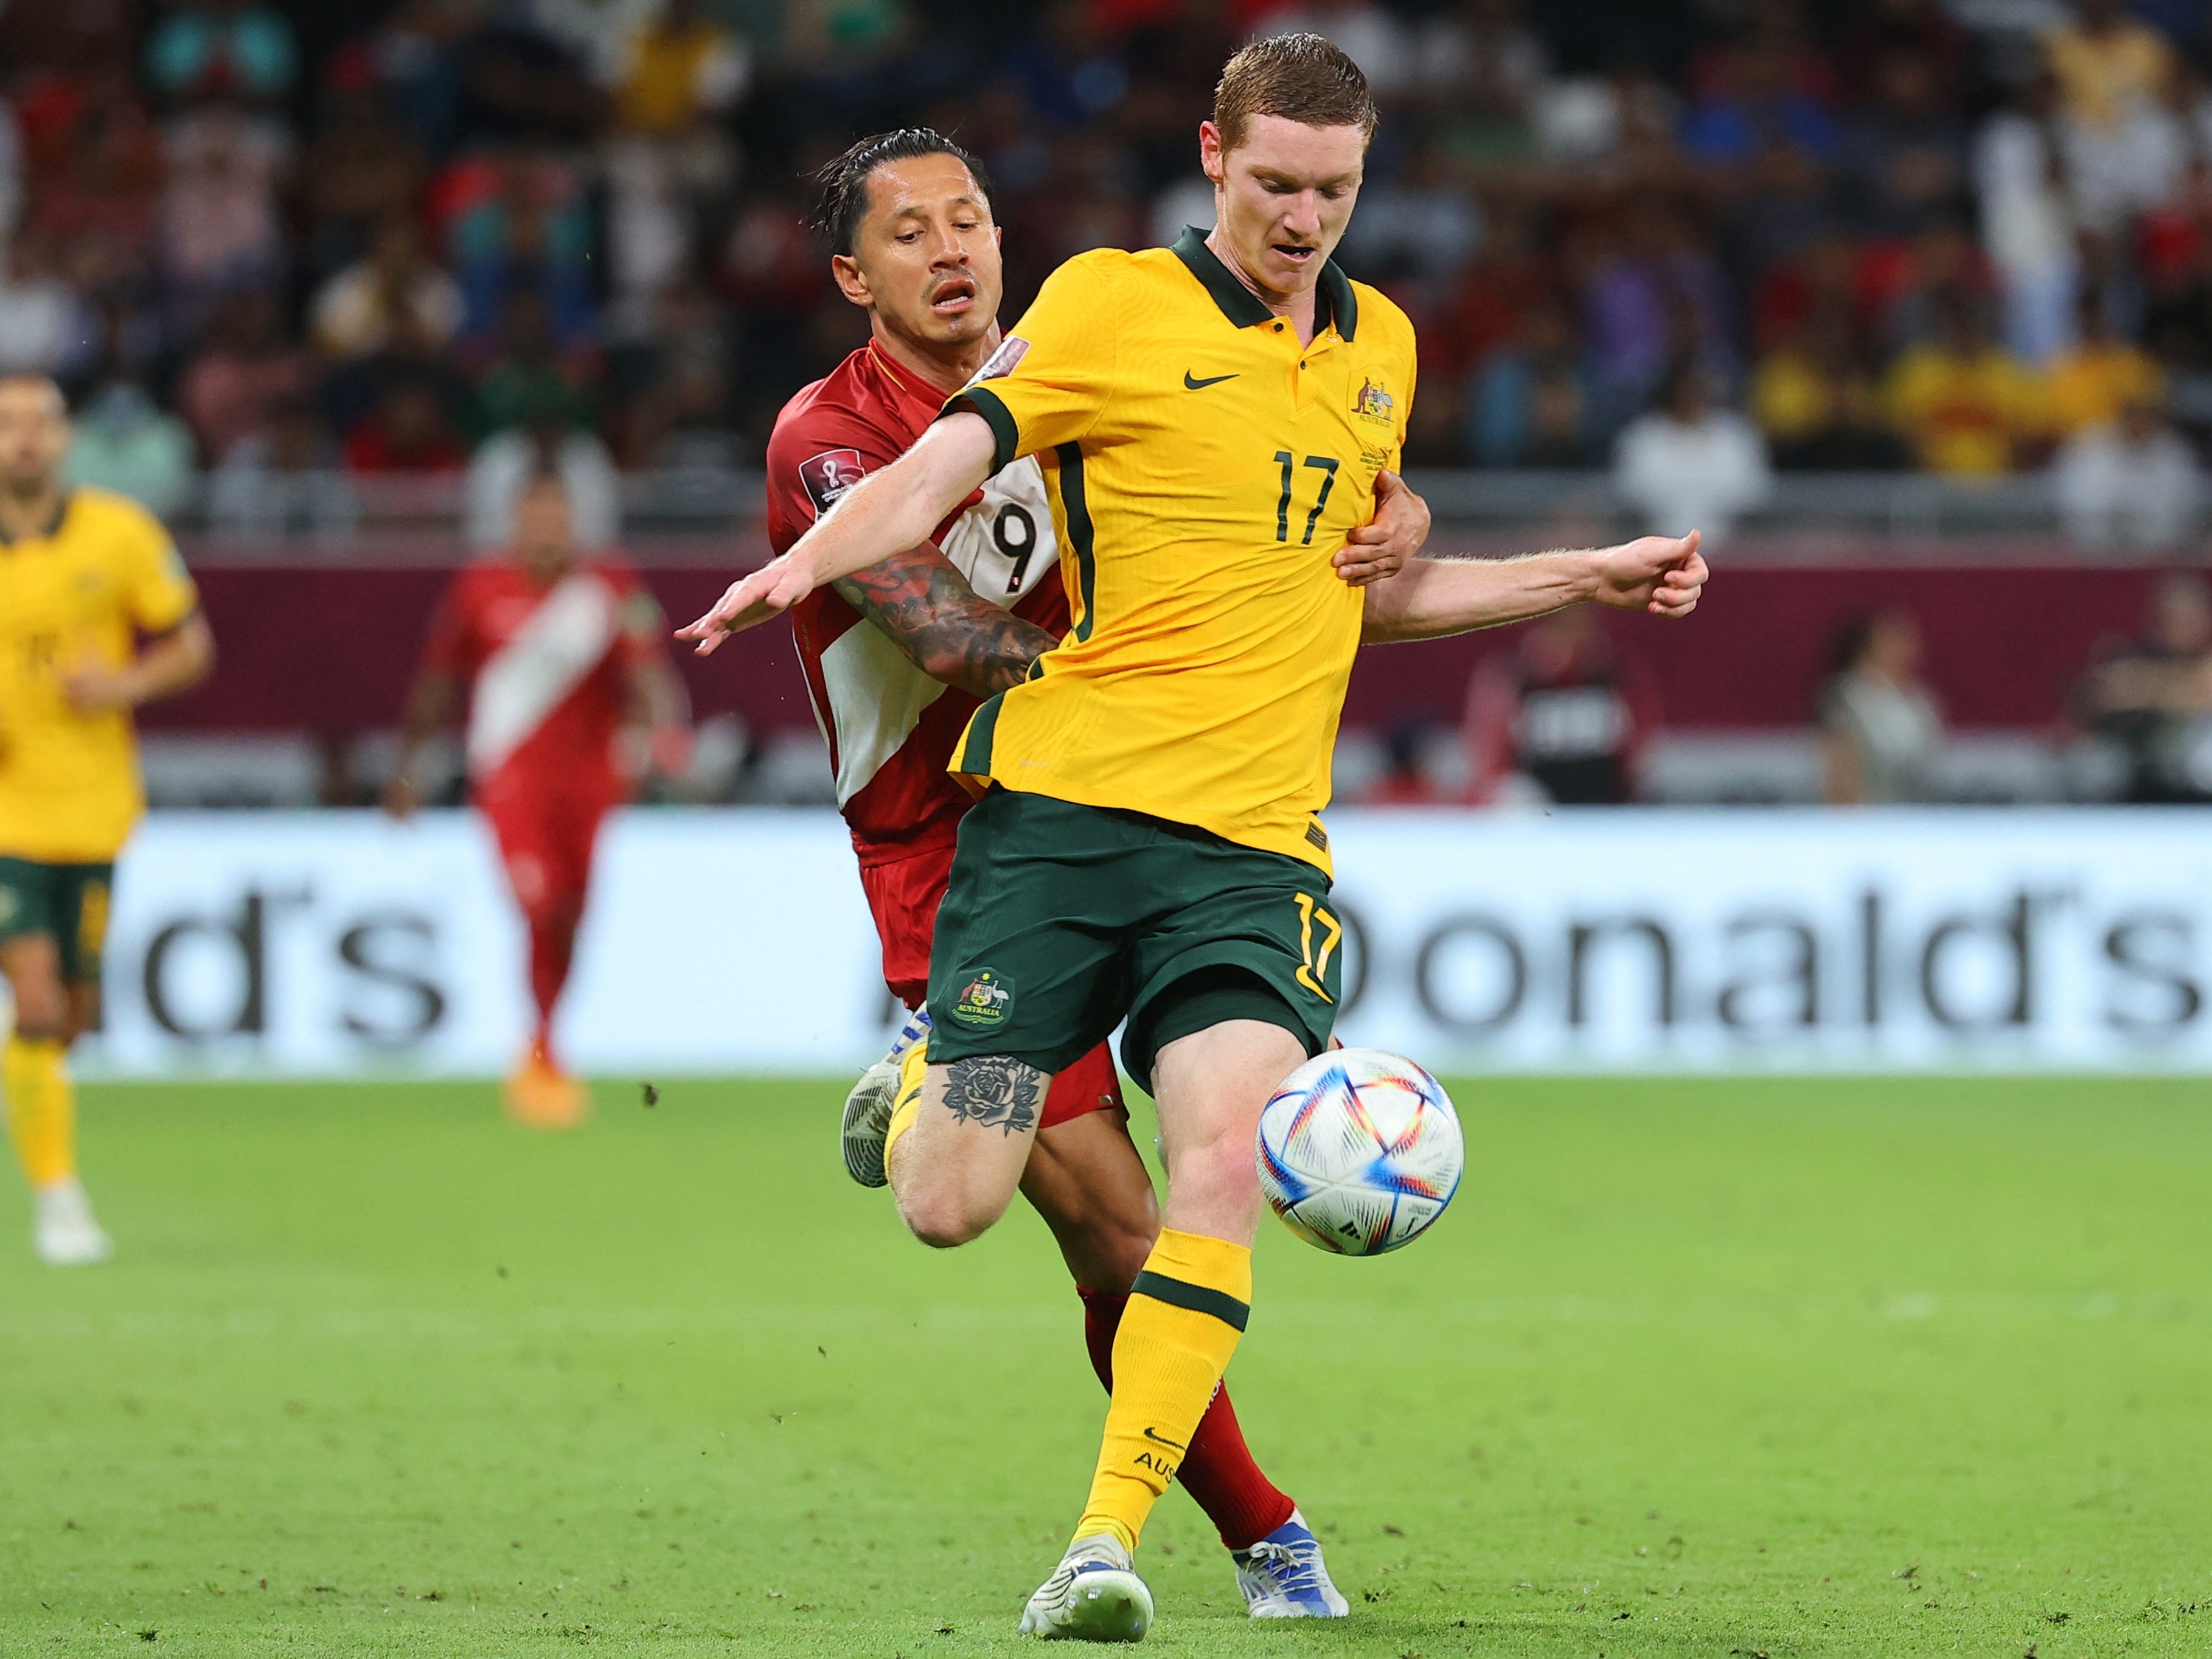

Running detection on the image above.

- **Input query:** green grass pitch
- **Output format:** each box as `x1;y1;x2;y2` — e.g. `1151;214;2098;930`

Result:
0;1076;2208;1657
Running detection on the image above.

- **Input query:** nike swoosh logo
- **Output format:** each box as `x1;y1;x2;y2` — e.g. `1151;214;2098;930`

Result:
1183;370;1238;390
1142;1427;1188;1452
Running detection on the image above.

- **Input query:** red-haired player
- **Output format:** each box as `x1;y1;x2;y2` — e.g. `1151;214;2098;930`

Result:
742;128;1428;1616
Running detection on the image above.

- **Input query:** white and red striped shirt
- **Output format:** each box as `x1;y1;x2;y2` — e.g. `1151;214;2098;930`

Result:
422;554;662;798
767;342;1066;864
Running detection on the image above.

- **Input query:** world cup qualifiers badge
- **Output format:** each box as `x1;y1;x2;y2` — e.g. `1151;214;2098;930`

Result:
798;448;868;513
950;969;1015;1029
1354;378;1395;426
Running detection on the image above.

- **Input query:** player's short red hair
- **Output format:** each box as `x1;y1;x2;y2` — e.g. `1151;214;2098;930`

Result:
1211;33;1379;155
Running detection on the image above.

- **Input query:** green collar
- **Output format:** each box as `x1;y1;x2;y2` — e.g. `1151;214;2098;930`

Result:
0;489;71;548
1170;226;1358;341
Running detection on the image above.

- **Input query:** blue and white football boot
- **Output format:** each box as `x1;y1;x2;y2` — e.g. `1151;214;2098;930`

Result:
839;1005;931;1188
1231;1510;1349;1618
1018;1534;1153;1641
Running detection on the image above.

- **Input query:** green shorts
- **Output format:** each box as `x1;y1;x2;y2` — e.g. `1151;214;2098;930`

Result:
0;858;116;984
925;790;1344;1093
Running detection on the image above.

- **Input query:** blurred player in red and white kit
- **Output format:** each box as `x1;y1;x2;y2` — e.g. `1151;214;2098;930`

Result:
1462;605;1660;805
388;467;691;1129
740;129;1430;1613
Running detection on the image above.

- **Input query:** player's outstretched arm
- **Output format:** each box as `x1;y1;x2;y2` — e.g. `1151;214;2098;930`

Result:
1360;531;1705;645
835;546;1060;698
1334;470;1431;588
679;412;1000;655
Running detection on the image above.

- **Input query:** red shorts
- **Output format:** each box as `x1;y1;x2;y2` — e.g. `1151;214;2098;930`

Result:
857;840;956;1009
859;839;1122;1130
478;764;618;911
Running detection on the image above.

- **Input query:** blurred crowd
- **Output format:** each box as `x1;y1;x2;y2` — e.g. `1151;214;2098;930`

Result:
1346;569;2212;807
1804;583;2212;806
12;0;2212;529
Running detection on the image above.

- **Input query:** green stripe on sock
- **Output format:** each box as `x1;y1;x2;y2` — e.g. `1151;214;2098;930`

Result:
1131;1269;1249;1332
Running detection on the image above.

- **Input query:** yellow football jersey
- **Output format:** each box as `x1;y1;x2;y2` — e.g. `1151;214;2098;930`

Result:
0;488;198;862
947;228;1416;873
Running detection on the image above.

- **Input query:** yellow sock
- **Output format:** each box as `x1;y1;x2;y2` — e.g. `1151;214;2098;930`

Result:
1074;1228;1251;1554
883;1033;929;1180
4;1037;75;1189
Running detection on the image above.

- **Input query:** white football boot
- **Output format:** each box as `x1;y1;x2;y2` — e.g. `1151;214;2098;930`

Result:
1231;1510;1349;1618
1018;1534;1153;1641
33;1177;113;1265
839;1006;931;1188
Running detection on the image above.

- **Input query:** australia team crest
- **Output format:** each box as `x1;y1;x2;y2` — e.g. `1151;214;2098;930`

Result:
1354;377;1396;426
949;968;1015;1029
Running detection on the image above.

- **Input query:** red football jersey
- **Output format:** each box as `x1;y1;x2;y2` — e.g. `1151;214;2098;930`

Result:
767;341;1068;864
421;553;663;795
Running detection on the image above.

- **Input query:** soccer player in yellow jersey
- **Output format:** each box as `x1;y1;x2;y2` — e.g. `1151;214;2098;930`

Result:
684;35;1707;1640
0;375;214;1264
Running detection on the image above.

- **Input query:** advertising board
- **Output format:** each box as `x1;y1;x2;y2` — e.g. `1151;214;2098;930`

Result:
80;809;2212;1077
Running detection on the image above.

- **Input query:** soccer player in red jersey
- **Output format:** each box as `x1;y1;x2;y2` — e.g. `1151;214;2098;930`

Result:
388;467;691;1128
753;129;1430;1615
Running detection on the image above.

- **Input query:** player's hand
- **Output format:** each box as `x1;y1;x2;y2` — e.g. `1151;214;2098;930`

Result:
1335;469;1430;588
1590;530;1706;619
59;661;138;714
675;557;817;655
382;774;421;821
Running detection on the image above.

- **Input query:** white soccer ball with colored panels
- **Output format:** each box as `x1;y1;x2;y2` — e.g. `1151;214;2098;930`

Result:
1256;1048;1464;1256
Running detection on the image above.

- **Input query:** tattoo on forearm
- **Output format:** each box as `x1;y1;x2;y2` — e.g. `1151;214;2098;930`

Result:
939;1056;1043;1138
834;551;1057;697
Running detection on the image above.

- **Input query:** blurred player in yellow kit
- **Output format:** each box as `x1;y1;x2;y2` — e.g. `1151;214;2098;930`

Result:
0;375;214;1263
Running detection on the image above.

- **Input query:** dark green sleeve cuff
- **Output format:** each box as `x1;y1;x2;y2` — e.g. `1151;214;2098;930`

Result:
942;385;1020;477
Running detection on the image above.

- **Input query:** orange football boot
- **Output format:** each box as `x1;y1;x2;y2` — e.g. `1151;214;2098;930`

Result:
503;1037;590;1130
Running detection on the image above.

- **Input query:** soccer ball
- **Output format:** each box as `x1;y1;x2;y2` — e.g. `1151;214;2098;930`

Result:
1256;1048;1464;1256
